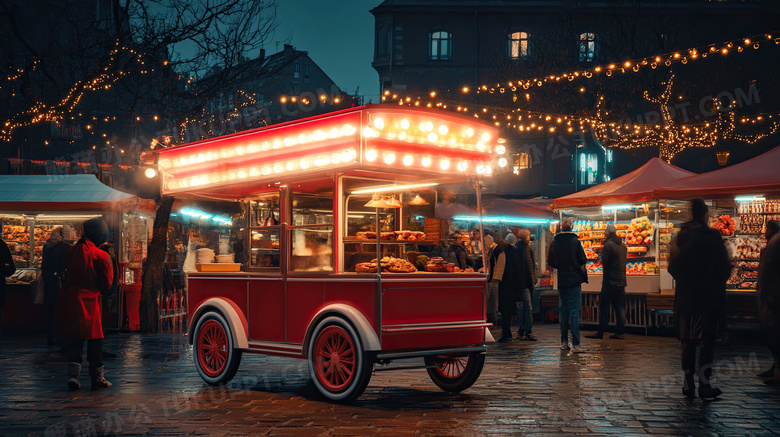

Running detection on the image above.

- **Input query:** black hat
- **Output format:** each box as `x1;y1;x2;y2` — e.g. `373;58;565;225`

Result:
83;217;108;245
691;198;708;223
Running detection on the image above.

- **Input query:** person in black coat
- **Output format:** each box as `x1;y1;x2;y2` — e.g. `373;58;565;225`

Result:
514;229;537;341
757;220;780;384
41;226;74;345
586;224;628;340
547;219;588;352
668;198;730;400
497;233;519;342
0;237;17;343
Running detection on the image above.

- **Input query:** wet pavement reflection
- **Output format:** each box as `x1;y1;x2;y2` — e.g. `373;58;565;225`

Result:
1;324;779;435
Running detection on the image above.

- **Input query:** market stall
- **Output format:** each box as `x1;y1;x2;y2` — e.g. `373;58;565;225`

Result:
654;145;780;321
552;158;695;295
0;175;151;331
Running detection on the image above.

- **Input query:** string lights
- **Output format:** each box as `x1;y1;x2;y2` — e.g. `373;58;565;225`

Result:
380;32;779;103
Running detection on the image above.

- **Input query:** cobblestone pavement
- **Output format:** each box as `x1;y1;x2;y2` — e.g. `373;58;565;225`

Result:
1;324;779;436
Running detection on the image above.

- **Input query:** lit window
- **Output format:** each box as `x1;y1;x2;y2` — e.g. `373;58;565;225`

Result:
509;31;530;60
429;31;452;60
578;32;598;62
579;152;599;185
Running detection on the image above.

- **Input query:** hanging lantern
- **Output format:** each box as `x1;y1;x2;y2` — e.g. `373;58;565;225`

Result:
716;151;730;166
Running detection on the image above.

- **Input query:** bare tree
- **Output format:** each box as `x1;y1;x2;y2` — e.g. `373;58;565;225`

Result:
1;0;277;332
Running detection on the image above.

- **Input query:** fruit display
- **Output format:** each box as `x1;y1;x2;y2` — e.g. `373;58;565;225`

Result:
626;217;654;246
586;261;602;273
710;214;736;236
585;249;599;260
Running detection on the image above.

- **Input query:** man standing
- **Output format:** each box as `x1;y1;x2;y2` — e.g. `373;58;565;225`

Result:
497;234;518;342
515;229;538;341
668;199;730;399
586;224;627;340
0;237;16;343
548;219;588;353
481;233;500;326
757;220;780;385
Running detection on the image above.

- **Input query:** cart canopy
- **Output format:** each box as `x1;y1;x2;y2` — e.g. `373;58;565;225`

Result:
0;174;135;211
654;145;780;199
552;158;694;209
155;105;503;201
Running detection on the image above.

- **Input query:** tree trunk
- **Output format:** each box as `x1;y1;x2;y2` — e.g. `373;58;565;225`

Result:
140;195;175;333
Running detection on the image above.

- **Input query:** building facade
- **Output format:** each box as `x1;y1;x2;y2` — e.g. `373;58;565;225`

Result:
371;0;780;197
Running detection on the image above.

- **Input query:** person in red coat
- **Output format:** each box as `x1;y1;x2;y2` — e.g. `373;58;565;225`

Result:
57;218;114;391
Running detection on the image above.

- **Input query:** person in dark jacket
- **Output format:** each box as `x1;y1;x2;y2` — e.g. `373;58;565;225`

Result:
668;198;730;400
757;220;780;384
41;226;74;346
498;233;519;342
57;218;114;391
0;237;17;343
514;229;538;341
548;219;588;353
481;233;500;325
586;224;628;340
449;233;469;270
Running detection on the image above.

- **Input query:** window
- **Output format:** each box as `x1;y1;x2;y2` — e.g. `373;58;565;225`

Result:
578;32;598;62
429;31;452;60
579;152;598;185
508;31;530;60
377;28;391;57
290;192;334;272
96;0;113;28
248;195;281;270
293;63;300;79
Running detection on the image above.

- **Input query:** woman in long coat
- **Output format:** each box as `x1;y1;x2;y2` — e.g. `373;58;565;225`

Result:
668;199;730;400
57;218;113;391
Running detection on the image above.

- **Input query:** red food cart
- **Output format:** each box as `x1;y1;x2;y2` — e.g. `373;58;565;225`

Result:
153;104;506;401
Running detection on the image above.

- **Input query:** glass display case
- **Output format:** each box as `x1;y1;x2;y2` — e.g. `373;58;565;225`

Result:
248;194;281;271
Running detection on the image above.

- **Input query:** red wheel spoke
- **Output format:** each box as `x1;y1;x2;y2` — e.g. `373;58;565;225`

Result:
197;319;230;377
313;324;359;393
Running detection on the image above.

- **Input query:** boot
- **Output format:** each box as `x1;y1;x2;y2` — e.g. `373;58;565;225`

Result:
698;366;722;400
758;364;776;378
763;366;780;386
90;366;112;389
682;374;695;398
67;362;81;391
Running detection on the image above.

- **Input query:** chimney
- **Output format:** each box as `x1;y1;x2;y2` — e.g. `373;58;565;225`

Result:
258;49;265;60
284;44;295;60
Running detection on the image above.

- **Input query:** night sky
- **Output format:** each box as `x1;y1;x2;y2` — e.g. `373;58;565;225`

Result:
270;0;383;103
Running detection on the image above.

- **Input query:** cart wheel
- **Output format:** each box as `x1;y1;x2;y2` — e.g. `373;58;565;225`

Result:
193;311;242;385
424;352;485;393
308;316;373;402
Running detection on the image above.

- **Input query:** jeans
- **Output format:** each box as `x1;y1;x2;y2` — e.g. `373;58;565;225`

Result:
516;288;533;334
486;282;499;316
598;283;626;335
559;285;582;346
68;339;103;371
681;338;715;386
